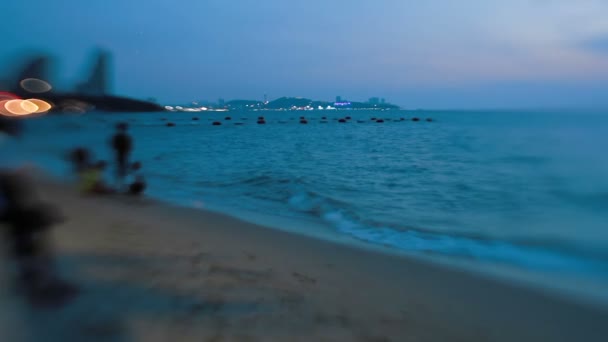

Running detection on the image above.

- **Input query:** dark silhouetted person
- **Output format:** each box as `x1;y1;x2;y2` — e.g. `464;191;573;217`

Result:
0;172;76;306
127;162;146;196
68;147;91;175
128;175;146;196
111;122;132;188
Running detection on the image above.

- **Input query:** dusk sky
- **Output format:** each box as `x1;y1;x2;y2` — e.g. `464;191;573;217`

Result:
2;0;608;108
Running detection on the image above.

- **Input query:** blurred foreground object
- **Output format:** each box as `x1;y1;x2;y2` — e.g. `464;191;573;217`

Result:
0;116;23;136
0;171;78;307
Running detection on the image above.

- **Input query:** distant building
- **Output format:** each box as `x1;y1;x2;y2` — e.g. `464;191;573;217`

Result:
14;56;52;96
336;96;342;103
76;49;112;95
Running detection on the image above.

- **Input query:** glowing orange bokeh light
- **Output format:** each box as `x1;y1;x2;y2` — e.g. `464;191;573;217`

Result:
20;100;39;114
2;99;43;116
0;100;13;116
5;100;31;115
26;98;52;113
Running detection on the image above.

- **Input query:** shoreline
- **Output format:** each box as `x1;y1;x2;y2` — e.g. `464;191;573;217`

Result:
2;175;607;341
150;183;608;309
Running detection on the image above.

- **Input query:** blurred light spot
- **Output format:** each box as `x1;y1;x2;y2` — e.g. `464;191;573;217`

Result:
61;100;89;114
20;78;52;93
0;91;19;101
4;100;30;115
27;98;52;113
0;100;13;116
20;100;39;114
63;106;85;113
2;99;42;116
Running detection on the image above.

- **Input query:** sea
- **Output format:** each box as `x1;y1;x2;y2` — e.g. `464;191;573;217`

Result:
2;109;608;304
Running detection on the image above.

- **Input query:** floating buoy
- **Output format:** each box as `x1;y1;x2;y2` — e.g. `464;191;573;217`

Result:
371;117;376;120
322;116;327;120
212;121;222;126
426;118;433;122
412;117;420;122
345;116;351;120
257;120;266;124
235;122;244;126
338;118;347;123
225;116;232;120
376;119;384;123
192;117;199;121
300;119;308;124
166;122;175;127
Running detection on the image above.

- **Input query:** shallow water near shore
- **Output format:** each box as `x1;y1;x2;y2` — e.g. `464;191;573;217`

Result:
2;109;608;302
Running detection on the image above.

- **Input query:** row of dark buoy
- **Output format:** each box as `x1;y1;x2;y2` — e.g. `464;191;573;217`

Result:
162;116;434;127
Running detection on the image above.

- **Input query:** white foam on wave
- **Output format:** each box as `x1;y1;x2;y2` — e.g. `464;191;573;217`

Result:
286;189;597;273
287;191;324;212
320;209;605;274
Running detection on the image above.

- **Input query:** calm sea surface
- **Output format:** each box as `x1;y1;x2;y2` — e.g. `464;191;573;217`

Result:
2;109;608;300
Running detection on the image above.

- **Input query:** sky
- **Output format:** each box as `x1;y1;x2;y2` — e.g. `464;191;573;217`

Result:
1;0;608;108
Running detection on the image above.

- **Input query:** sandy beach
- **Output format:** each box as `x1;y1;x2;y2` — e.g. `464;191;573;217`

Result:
1;177;607;342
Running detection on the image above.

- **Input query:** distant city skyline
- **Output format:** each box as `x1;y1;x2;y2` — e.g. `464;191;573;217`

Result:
1;1;608;109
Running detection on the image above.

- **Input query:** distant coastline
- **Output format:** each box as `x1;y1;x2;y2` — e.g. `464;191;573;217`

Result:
165;96;400;113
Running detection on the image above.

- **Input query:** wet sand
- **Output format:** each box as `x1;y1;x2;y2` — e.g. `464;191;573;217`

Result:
1;178;607;341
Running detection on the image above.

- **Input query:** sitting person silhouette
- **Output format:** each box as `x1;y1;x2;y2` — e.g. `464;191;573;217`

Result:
127;162;146;196
80;161;114;194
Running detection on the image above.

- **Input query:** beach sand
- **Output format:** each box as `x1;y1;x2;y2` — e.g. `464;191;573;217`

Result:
1;177;607;341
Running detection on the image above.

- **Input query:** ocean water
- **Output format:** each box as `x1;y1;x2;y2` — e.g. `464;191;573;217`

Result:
2;109;608;300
